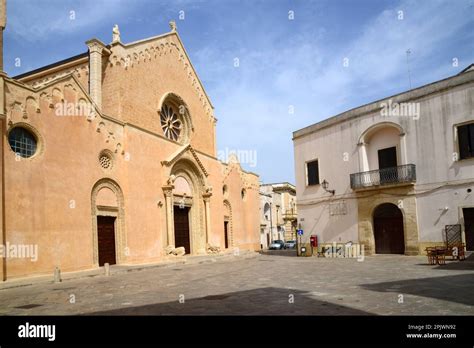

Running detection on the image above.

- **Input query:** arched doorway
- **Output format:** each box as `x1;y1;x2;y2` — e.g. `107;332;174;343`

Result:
373;203;405;254
91;178;126;267
165;158;208;255
173;175;193;254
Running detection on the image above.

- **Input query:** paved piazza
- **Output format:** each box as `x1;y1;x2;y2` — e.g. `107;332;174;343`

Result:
1;251;473;315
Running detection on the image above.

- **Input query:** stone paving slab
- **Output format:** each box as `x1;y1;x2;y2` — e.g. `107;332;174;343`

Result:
0;251;473;315
0;250;257;291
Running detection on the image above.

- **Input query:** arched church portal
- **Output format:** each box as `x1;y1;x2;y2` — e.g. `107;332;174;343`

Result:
91;178;126;266
163;159;210;255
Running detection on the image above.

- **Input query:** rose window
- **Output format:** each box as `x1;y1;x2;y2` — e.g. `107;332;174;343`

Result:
99;152;113;169
160;104;182;141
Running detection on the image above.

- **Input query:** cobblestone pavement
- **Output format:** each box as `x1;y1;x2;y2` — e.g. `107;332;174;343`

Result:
1;251;473;315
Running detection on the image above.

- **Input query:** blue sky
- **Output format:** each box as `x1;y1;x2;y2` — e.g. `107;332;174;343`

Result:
5;0;474;183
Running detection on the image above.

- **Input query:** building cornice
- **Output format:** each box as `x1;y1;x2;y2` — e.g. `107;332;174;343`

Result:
293;69;474;141
12;53;89;82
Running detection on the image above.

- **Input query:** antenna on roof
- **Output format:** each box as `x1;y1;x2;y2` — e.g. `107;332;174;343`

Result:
406;48;412;89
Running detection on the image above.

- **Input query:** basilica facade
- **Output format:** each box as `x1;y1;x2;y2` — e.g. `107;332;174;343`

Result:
0;18;260;280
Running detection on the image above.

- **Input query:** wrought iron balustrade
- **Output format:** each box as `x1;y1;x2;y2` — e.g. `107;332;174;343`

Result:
282;209;297;220
350;164;416;189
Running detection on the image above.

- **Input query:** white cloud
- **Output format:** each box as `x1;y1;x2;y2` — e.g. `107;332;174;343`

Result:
7;0;131;42
193;0;473;182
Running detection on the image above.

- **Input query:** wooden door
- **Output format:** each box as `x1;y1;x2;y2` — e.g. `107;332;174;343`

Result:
97;216;116;266
224;221;229;249
174;206;190;254
464;208;474;251
373;203;405;254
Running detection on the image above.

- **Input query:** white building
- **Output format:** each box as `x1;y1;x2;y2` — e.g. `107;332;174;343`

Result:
259;183;297;249
293;65;474;255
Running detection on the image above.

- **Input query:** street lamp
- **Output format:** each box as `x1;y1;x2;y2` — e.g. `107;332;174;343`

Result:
321;179;335;195
276;204;280;240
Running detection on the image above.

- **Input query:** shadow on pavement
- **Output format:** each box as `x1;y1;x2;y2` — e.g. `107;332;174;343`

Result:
259;250;298;257
360;273;474;306
88;287;374;315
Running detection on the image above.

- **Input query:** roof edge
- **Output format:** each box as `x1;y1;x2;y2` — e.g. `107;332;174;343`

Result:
293;65;474;140
12;52;89;80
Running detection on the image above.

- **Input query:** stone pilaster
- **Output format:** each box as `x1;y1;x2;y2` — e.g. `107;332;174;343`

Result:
162;185;174;248
203;193;212;247
85;38;108;109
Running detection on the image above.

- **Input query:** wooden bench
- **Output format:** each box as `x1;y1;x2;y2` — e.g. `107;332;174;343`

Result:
445;243;466;261
425;244;466;265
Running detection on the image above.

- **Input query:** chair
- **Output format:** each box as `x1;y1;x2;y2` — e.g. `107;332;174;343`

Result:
447;243;466;261
425;247;437;265
435;246;447;265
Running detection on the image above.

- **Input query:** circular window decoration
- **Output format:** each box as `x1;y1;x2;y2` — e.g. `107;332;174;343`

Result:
160;104;182;141
8;126;38;158
99;151;114;170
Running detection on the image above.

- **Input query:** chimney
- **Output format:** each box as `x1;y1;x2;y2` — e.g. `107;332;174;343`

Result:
85;38;108;110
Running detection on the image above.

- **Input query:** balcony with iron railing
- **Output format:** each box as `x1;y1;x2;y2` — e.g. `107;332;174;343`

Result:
282;209;297;221
350;164;416;190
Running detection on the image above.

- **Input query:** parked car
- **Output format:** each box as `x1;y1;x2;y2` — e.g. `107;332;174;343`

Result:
269;240;285;250
284;240;296;249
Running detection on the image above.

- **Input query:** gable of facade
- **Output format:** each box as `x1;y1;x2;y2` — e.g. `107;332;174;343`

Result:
101;31;217;156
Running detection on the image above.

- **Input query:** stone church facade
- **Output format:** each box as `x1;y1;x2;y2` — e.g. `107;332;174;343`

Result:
0;14;260;280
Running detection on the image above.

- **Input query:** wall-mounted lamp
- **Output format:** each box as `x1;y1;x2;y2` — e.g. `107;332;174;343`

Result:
321;179;335;195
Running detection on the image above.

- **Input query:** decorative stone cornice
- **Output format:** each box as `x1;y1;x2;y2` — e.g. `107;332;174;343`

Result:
85;38;110;55
162;184;174;197
161;144;209;177
202;188;212;202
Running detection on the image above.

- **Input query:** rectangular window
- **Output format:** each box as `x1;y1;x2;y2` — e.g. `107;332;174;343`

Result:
307;160;319;186
458;123;474;160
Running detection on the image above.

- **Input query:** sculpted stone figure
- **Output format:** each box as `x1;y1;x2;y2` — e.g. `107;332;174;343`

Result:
112;24;120;43
173;247;185;256
167;174;176;185
165;245;185;256
169;20;177;32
